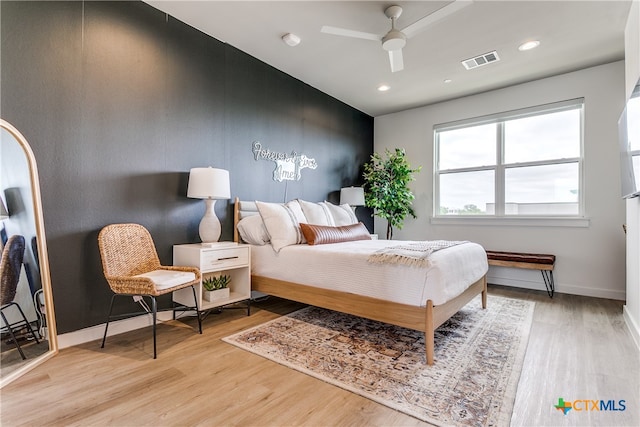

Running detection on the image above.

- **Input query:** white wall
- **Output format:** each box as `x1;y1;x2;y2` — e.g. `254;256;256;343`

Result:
625;0;640;97
375;61;627;300
624;0;640;349
626;198;640;348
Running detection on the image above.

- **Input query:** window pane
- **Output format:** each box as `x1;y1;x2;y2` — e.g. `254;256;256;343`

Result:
504;109;580;163
634;155;640;190
438;170;494;215
439;123;496;169
505;163;579;215
629;96;640;151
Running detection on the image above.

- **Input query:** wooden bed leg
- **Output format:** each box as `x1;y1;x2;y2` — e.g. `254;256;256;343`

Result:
481;275;487;309
425;300;434;365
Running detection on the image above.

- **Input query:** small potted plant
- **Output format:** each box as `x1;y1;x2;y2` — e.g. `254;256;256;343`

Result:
202;274;231;302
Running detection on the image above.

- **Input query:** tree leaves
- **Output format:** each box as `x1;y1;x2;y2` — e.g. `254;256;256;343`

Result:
362;148;421;239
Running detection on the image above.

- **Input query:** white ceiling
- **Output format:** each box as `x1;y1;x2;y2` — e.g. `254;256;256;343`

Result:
145;1;632;117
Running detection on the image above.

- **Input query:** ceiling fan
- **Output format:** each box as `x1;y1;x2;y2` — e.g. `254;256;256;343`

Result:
321;0;472;73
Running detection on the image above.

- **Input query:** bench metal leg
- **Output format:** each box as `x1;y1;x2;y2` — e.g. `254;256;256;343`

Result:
541;270;554;298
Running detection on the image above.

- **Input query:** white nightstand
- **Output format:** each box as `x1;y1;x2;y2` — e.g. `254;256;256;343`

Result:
172;242;251;316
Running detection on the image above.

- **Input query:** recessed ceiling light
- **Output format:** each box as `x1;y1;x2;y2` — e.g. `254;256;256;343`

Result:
378;84;391;92
444;79;452;84
282;33;301;47
518;40;540;51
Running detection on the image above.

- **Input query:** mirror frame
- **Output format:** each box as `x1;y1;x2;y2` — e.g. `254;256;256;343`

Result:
1;119;58;388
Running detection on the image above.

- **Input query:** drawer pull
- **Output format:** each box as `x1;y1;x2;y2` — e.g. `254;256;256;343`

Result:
217;256;239;261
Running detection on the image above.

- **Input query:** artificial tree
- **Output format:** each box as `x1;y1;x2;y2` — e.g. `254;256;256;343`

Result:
363;148;421;240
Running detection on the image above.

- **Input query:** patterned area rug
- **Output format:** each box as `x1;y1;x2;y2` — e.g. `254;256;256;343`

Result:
223;296;534;427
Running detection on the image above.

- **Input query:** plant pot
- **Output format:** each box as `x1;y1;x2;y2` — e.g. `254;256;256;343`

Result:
204;288;230;302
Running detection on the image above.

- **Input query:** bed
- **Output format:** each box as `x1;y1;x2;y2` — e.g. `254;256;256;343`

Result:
233;198;488;365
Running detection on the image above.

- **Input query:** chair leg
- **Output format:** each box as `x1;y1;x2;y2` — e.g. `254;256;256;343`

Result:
191;285;202;334
13;302;40;344
0;310;26;360
151;296;157;359
101;294;117;349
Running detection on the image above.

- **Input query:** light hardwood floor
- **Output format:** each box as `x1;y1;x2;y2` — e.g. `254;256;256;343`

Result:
1;285;638;426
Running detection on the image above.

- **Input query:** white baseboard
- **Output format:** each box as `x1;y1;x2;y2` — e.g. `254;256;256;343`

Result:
623;305;640;351
57;312;174;349
487;275;626;301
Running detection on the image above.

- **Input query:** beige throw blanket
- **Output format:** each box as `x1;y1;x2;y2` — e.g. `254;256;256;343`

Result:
368;240;469;267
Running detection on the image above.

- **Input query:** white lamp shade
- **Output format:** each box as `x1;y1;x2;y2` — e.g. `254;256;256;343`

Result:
187;167;230;200
340;187;365;206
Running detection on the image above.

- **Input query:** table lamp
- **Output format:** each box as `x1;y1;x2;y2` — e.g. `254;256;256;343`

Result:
187;167;230;243
340;186;365;213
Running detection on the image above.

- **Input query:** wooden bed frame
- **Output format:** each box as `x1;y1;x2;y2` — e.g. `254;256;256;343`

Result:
233;198;487;364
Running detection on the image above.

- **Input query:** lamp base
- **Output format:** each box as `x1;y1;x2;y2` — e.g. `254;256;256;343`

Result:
199;199;221;243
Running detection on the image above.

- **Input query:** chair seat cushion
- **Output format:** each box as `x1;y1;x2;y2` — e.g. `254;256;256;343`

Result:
134;270;196;290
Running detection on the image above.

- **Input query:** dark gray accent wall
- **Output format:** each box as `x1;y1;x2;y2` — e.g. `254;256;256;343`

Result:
1;1;373;334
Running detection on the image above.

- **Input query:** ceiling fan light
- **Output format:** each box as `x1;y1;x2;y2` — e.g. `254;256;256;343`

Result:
282;33;301;47
382;30;406;51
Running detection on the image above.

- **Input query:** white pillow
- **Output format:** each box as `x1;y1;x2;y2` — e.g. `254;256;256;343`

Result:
297;199;334;226
321;201;358;226
237;214;270;245
256;200;307;252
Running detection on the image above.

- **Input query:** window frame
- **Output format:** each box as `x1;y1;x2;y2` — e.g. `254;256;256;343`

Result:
629;88;640;190
433;98;585;223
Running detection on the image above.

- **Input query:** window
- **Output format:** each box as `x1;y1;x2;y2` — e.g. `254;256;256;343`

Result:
629;90;640;190
435;100;583;218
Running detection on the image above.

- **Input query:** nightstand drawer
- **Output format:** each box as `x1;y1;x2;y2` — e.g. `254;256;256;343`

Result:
200;247;248;271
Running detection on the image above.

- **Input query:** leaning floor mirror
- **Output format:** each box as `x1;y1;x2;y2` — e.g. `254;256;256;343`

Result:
0;119;58;388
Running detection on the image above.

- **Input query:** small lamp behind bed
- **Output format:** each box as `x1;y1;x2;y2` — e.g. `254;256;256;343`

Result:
187;167;230;244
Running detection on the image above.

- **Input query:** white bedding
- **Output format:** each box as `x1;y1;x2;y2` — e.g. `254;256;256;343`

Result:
251;240;488;306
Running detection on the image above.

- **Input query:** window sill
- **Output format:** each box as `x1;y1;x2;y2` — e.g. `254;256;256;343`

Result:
430;216;590;228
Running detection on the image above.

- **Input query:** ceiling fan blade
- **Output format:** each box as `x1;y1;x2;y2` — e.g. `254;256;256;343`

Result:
389;49;404;73
402;0;473;39
320;26;380;41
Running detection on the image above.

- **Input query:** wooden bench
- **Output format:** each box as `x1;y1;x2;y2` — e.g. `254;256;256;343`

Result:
486;251;556;298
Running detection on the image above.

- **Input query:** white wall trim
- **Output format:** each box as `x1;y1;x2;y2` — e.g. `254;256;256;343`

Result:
57;312;175;349
430;216;590;228
488;276;626;301
623;305;640;351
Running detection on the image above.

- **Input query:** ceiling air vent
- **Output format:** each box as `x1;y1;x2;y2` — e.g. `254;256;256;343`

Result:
461;51;500;70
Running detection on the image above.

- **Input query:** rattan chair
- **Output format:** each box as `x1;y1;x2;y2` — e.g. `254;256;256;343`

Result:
0;234;40;359
98;223;202;359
